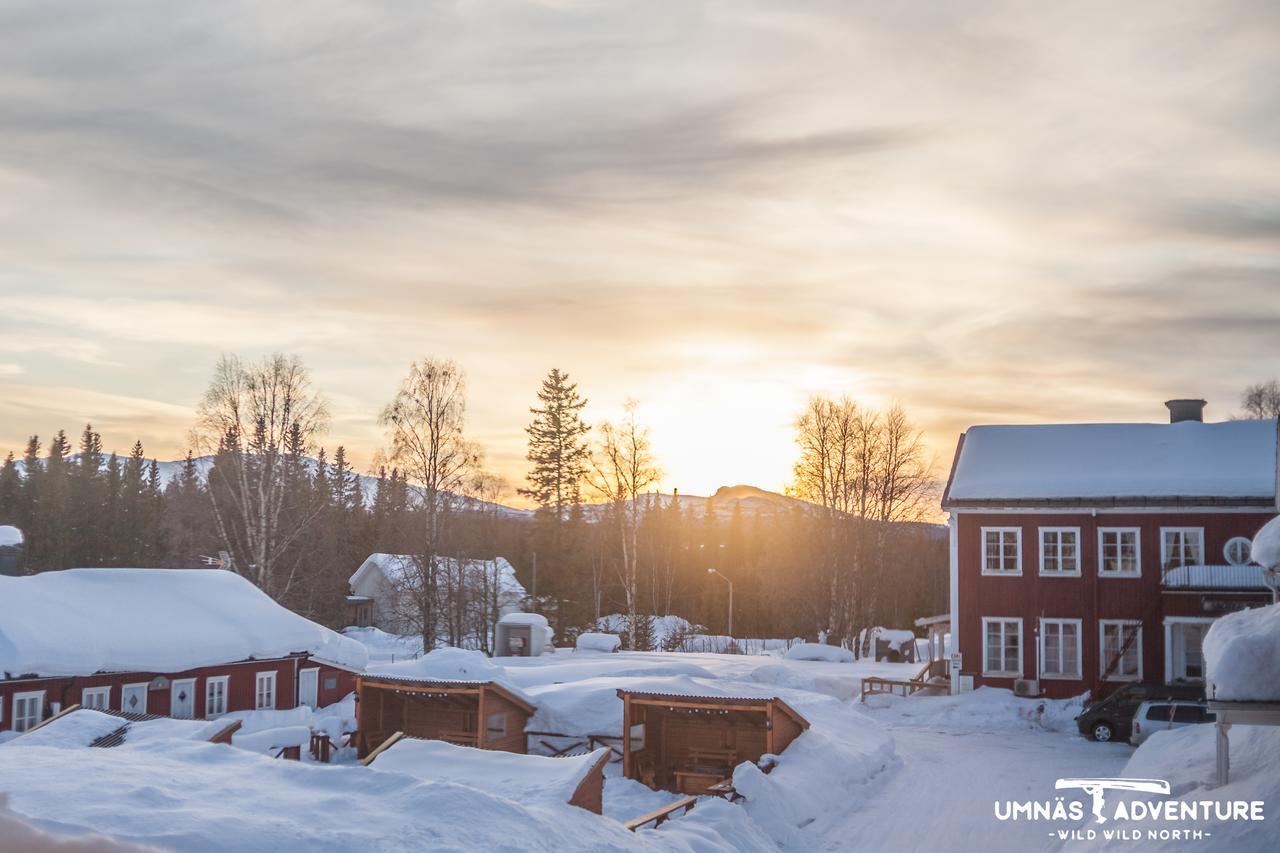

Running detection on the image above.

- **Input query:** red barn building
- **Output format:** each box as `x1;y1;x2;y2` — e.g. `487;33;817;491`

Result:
942;400;1278;700
0;568;368;734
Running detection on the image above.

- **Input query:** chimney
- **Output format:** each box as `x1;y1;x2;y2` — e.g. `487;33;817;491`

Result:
1165;399;1206;423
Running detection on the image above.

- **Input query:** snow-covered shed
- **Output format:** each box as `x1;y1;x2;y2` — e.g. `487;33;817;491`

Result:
357;672;536;758
348;553;526;637
495;612;554;657
368;736;611;813
0;568;368;734
618;689;809;794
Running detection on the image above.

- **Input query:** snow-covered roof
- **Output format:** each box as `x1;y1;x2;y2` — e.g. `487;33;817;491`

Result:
1254;515;1280;569
350;553;526;599
0;568;369;679
944;419;1279;507
371;738;609;808
1161;565;1273;590
364;647;536;709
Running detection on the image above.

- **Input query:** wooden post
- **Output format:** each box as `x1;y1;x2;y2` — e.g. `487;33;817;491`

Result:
765;702;776;756
622;694;633;780
1215;720;1230;787
478;686;488;749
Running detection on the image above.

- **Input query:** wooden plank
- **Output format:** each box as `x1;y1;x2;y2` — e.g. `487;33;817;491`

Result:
208;719;242;745
622;693;633;779
20;703;81;736
360;730;405;766
623;795;698;831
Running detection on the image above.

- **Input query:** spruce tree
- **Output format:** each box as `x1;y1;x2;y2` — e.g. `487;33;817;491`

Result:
519;369;590;514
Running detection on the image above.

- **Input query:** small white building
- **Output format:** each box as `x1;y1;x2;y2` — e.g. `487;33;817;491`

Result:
495;613;555;657
348;553;527;642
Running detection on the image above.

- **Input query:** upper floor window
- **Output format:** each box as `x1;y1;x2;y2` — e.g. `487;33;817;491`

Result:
982;527;1021;575
1099;528;1141;576
1039;528;1081;575
1223;536;1252;566
1161;528;1203;570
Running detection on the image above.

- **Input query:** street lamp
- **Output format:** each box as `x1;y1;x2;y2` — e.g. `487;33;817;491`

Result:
707;568;733;639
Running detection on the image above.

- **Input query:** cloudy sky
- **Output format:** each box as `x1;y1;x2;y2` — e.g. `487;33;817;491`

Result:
1;0;1277;501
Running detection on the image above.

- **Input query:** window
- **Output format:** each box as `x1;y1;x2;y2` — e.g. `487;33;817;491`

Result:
1223;537;1252;566
323;676;338;691
1145;704;1172;721
13;691;45;733
82;686;111;711
206;676;229;718
1099;621;1143;681
981;528;1021;575
1040;619;1082;680
1172;705;1206;724
1039;528;1081;575
486;712;507;739
982;618;1022;676
1098;528;1141;576
1161;528;1203;570
255;672;276;710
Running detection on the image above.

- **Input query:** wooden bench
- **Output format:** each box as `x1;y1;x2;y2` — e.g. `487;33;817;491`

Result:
439;730;478;747
674;748;736;794
623;795;698;831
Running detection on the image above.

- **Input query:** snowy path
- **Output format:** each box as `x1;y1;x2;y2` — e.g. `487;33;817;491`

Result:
807;725;1132;853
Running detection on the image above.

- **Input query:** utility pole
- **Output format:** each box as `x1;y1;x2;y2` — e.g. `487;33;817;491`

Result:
707;568;733;639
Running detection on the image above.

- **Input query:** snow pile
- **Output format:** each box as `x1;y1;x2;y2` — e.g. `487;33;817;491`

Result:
372;738;609;808
232;726;312;754
863;686;1086;732
0;525;22;546
1252;514;1280;569
341;626;424;662
576;632;621;653
0;794;159;852
947;419;1278;501
0;568;368;677
784;643;853;663
6;709;126;748
370;646;505;682
0;738;771;852
1204;602;1280;701
222;694;357;743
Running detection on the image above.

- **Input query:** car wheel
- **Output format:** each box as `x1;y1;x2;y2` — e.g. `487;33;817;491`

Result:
1092;722;1114;742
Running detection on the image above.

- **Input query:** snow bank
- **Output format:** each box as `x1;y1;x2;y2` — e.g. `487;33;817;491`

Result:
370;646;505;682
784;643;853;663
341;626;423;662
0;568;368;677
222;694;356;743
6;709;125;748
232;726;312;754
576;632;621;653
862;686;1086;733
0;794;159;852
372;738;609;808
1251;514;1280;569
1204;602;1280;701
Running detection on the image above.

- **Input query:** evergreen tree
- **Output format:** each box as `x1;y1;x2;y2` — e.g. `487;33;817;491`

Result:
0;452;20;521
519;369;590;514
70;424;106;565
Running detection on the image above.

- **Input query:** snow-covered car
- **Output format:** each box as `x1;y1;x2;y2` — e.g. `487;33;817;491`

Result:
1129;700;1216;746
1074;682;1203;742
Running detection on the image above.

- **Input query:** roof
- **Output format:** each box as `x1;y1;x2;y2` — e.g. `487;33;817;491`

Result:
615;688;809;730
350;553;526;599
913;613;951;627
369;738;609;808
943;419;1279;508
1161;565;1275;590
359;673;536;715
0;568;369;679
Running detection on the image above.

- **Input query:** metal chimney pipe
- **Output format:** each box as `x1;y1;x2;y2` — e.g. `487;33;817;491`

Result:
1165;399;1206;423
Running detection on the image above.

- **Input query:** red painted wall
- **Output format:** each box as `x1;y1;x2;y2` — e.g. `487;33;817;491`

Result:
956;510;1275;698
0;657;356;733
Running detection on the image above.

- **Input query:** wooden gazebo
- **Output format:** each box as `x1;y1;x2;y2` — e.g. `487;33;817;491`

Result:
357;674;535;758
618;689;809;794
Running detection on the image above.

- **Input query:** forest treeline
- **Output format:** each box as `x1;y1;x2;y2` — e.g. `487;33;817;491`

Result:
0;354;949;648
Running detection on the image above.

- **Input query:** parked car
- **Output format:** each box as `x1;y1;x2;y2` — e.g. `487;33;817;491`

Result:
1076;682;1204;743
1129;700;1216;746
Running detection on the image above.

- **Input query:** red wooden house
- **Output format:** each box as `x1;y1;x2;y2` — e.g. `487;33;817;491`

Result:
0;568;367;734
941;400;1278;699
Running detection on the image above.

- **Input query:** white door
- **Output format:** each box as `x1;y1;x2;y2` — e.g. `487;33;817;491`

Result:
170;679;196;719
121;683;148;715
299;668;319;709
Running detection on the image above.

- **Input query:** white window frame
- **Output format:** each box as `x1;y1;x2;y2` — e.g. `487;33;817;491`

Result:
981;527;1022;576
1099;620;1143;682
12;690;46;733
1098;527;1142;577
1039;618;1083;680
255;671;277;711
1163;616;1215;683
1223;536;1252;566
121;682;149;715
981;617;1023;677
1160;527;1204;570
81;686;111;711
205;676;230;718
1038;527;1082;576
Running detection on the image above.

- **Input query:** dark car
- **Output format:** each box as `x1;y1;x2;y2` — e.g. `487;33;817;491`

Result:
1075;682;1205;743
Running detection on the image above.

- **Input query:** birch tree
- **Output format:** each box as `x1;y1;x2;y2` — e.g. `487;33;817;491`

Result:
193;353;329;599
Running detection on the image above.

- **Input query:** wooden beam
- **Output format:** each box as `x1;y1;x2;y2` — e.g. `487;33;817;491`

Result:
360;730;405;766
477;683;488;749
623;795;697;832
208;719;242;745
622;693;633;780
629;698;769;714
20;703;81;736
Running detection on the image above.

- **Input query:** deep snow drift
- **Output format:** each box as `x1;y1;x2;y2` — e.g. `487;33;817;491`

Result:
1204;602;1280;701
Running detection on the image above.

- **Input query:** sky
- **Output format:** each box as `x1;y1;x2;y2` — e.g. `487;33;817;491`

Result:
0;1;1278;504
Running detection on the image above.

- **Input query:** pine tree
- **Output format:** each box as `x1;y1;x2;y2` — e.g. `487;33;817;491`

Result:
70;424;106;565
0;452;20;521
519;369;590;514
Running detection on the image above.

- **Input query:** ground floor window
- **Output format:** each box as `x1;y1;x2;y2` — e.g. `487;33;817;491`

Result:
982;618;1022;676
255;672;276;710
1166;619;1212;682
82;686;111;710
13;691;45;732
206;676;229;717
1099;621;1142;681
1040;619;1082;679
